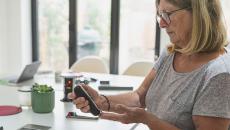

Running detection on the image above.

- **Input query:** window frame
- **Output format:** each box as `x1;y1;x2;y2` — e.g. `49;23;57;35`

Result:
31;0;161;74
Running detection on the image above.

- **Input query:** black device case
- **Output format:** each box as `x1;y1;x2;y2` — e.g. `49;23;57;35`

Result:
74;85;101;116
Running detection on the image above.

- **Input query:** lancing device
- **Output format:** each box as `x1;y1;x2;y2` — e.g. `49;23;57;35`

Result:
74;85;101;116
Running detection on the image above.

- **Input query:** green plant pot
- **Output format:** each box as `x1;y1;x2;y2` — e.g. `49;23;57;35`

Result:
31;90;55;113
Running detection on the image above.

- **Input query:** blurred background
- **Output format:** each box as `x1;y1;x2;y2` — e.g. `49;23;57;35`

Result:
0;0;230;75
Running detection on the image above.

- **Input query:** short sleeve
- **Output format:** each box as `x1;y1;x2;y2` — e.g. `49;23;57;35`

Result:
153;48;169;71
192;73;230;119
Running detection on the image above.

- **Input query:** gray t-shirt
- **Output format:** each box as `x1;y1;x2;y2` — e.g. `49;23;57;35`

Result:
145;48;230;130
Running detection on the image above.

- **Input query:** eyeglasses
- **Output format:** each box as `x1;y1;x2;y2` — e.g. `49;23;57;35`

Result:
157;7;191;25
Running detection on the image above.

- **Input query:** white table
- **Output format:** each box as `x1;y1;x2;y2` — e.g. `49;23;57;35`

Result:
0;72;149;130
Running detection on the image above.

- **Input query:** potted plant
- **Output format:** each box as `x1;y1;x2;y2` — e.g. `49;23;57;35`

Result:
31;83;55;113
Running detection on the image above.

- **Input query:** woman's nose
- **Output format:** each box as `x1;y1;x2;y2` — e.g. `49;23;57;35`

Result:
158;18;168;28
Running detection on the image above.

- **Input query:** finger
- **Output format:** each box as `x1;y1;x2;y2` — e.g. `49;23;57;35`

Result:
81;105;90;113
72;97;85;104
77;100;89;109
81;84;97;94
81;84;99;100
73;98;86;109
81;84;91;91
75;99;89;108
100;112;124;121
67;92;76;100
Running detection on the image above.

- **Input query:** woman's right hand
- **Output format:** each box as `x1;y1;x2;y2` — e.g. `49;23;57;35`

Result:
68;84;105;113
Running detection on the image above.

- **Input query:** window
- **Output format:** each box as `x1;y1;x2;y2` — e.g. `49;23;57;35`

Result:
77;0;111;68
119;0;156;73
38;0;69;72
160;29;170;52
221;0;230;42
33;1;159;74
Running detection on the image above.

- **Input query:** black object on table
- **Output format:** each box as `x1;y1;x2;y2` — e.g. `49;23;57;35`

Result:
99;80;110;85
74;85;101;116
98;85;133;91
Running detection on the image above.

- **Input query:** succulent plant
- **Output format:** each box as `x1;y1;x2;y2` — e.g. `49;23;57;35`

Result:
32;83;53;93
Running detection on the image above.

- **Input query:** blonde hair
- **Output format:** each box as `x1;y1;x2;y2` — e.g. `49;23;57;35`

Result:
156;0;228;55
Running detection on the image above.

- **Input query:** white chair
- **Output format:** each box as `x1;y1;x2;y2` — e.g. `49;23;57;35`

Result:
70;56;109;74
122;61;153;77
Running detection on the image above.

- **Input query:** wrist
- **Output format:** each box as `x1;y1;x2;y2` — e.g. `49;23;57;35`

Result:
142;111;155;126
101;95;110;111
97;95;110;111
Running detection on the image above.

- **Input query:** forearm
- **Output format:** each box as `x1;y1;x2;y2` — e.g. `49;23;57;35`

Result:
109;92;142;112
144;112;181;130
99;69;156;112
99;92;141;112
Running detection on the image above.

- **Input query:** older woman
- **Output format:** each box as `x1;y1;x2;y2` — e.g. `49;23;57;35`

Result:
69;0;230;129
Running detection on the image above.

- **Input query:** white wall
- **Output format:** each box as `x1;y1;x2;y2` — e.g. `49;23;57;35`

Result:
0;0;31;76
0;0;8;76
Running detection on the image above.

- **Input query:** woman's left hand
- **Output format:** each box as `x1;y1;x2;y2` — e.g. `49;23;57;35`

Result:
100;104;148;124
